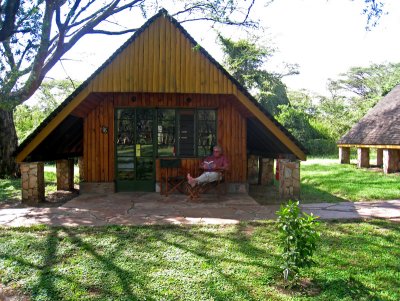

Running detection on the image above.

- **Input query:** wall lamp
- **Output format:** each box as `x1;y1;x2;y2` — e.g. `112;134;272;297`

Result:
101;125;109;134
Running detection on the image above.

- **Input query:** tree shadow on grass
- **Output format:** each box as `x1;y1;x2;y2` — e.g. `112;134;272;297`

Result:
300;183;348;204
314;277;381;300
250;182;347;205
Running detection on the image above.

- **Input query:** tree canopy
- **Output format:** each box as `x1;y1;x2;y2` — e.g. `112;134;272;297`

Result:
218;34;297;115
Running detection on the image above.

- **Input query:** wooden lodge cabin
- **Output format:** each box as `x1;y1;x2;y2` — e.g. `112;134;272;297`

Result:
14;10;306;204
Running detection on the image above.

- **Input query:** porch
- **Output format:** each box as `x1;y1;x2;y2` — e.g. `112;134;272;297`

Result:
0;192;280;226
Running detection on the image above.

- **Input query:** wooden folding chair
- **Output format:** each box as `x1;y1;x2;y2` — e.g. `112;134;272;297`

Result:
159;158;187;196
186;169;228;200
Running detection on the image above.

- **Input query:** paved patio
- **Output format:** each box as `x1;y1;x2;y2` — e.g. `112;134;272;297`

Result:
0;192;399;227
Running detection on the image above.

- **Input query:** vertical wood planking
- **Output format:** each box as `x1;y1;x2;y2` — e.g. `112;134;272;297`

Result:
152;19;160;93
147;21;155;93
165;17;172;92
83;119;88;181
159;18;166;92
108;95;114;181
133;36;139;91
137;33;144;91
170;20;177;92
143;25;149;92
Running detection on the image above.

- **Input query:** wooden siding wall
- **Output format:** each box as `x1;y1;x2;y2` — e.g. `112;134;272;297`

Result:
79;15;239;97
83;93;247;183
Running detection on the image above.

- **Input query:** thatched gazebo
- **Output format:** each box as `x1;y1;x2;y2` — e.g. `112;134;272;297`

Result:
337;84;400;174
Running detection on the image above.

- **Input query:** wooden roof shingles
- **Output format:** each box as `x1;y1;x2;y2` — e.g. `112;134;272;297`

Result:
338;84;400;146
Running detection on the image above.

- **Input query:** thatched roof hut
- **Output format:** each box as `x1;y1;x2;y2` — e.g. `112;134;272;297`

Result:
337;84;400;173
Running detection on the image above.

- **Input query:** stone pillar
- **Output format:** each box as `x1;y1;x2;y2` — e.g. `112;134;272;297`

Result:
278;159;300;200
357;148;370;168
247;155;259;185
339;147;350;164
260;158;274;186
383;149;399;174
21;162;45;206
56;159;74;191
376;149;383;167
78;157;85;182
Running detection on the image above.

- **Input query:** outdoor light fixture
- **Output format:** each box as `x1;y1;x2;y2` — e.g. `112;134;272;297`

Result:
101;125;109;134
131;96;137;102
185;97;192;103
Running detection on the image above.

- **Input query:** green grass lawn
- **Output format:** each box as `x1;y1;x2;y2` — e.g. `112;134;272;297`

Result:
0;220;398;300
301;158;400;202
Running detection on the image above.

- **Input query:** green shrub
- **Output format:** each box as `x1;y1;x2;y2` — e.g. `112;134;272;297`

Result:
276;200;320;282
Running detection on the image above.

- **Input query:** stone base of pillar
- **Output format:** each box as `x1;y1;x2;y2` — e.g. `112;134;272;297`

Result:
56;159;74;191
260;158;274;186
383;149;399;174
247;155;259;185
78;157;85;182
339;147;350;164
278;159;300;200
21;162;45;206
357;148;370;168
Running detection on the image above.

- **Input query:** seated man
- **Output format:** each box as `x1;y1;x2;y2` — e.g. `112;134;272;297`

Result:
187;145;229;187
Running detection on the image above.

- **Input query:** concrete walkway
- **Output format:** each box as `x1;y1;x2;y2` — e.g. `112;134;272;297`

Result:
0;192;399;227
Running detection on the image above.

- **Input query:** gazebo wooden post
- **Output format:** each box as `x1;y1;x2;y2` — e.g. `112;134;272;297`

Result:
357;148;370;168
376;149;383;167
339;147;350;164
383;149;399;174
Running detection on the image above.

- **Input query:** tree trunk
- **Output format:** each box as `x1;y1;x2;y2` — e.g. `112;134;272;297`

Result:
0;108;18;177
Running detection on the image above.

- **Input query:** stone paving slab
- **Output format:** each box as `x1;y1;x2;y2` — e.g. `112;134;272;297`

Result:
0;192;399;227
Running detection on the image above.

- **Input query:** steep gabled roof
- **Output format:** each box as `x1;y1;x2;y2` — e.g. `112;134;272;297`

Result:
338;84;400;146
15;9;306;162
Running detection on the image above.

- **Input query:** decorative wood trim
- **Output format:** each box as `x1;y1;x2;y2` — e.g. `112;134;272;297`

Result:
15;89;90;162
337;144;400;150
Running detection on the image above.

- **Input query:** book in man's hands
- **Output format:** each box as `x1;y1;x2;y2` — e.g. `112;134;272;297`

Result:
204;161;214;169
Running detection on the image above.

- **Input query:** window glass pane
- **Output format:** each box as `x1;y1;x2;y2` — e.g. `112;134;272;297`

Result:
179;110;195;156
158;109;176;156
117;144;134;156
117;157;135;170
197;110;217;156
136;158;153;180
197;110;216;121
116;109;135;180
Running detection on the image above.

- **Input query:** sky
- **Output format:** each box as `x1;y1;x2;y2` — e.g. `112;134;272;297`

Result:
46;0;400;97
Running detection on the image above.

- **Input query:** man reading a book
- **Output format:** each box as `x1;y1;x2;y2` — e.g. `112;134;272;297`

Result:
187;145;229;187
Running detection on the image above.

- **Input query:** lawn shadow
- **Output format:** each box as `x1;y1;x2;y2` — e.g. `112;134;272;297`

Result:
314;277;381;300
153;223;281;300
250;182;348;205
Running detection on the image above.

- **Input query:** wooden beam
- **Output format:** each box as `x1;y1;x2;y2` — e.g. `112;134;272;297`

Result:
235;91;306;161
338;144;400;150
15;89;90;162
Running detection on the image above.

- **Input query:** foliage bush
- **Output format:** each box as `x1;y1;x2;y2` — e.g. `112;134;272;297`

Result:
276;200;320;282
303;139;337;157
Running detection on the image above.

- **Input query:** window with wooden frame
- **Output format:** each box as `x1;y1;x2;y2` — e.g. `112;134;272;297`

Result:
157;108;217;157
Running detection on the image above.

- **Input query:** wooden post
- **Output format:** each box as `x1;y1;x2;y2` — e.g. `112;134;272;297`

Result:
376;149;383;167
357;148;370;168
383;149;399;174
339;147;350;164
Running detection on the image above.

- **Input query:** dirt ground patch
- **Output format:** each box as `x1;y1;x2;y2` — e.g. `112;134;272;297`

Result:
0;189;79;209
